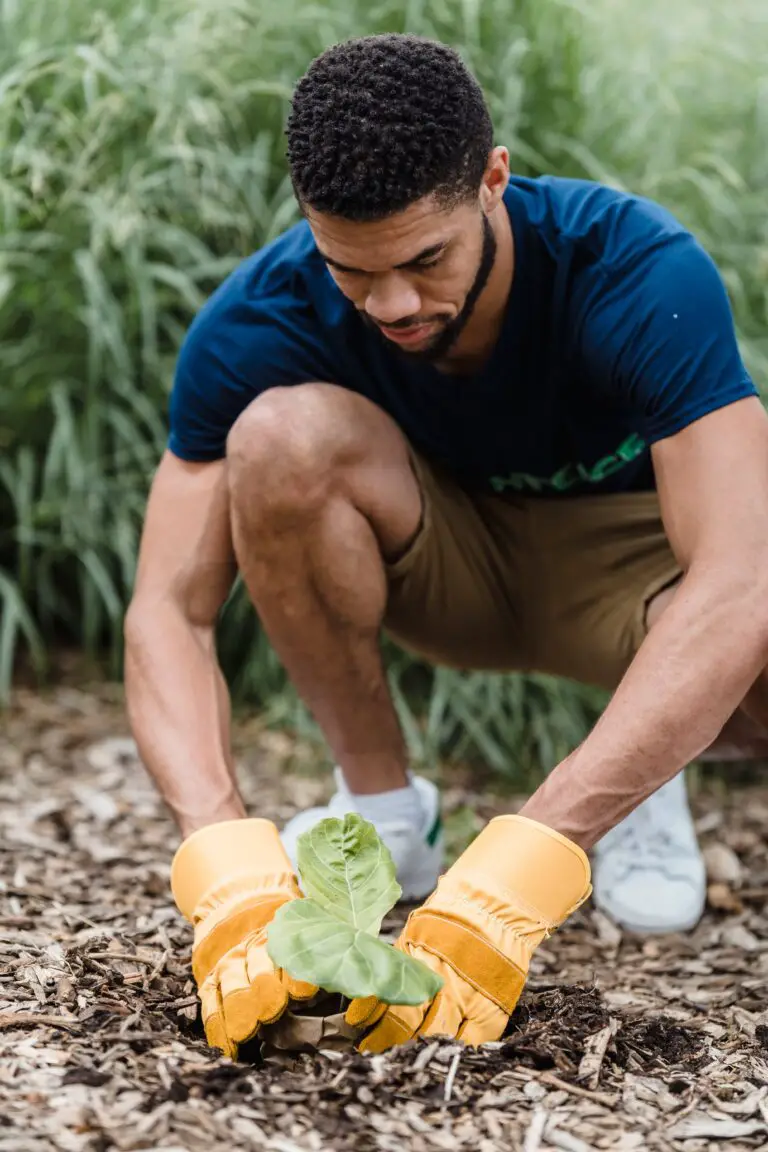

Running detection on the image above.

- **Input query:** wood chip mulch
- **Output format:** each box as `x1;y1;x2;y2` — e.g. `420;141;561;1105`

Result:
1;683;767;1151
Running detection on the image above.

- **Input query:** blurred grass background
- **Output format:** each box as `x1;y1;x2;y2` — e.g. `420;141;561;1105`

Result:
1;0;766;780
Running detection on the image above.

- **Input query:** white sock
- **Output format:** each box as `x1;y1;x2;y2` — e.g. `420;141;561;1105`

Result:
349;779;424;832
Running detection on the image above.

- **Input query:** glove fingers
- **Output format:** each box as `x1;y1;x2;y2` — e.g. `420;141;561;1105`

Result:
200;930;305;1055
357;1000;432;1054
215;942;274;1045
200;972;237;1059
240;933;291;1029
417;990;464;1041
282;972;318;1003
345;994;386;1030
243;930;280;986
354;942;448;1053
226;977;286;1043
456;999;508;1047
241;921;316;1002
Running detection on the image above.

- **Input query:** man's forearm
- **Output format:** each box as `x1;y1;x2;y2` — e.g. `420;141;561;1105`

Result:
124;605;246;837
521;568;768;850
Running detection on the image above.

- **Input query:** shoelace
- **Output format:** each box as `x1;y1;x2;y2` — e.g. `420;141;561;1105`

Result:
597;796;700;882
605;821;684;865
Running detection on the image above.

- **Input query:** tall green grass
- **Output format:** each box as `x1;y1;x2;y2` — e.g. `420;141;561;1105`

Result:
1;0;766;774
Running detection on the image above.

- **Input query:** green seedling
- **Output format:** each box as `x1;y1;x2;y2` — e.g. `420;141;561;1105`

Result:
267;814;443;1005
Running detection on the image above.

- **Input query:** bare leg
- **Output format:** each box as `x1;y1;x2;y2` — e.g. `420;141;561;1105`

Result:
226;383;422;794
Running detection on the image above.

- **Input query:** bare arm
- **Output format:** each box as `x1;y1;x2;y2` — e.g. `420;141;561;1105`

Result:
124;450;243;837
521;397;768;849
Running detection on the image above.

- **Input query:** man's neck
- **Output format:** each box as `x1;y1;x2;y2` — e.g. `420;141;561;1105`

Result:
436;205;515;376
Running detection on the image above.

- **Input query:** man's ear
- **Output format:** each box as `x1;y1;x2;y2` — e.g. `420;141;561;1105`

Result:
479;146;510;212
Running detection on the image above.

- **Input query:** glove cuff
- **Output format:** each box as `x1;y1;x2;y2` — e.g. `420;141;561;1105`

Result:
442;814;592;928
170;817;294;921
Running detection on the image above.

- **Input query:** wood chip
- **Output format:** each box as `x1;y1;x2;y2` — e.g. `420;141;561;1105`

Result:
703;843;744;885
443;1049;461;1102
545;1125;597;1152
667;1114;767;1139
577;1018;619;1090
537;1070;618;1108
0;1012;81;1032
522;1109;548;1152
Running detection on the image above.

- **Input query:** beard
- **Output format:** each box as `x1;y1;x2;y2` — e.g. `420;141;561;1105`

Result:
361;212;498;365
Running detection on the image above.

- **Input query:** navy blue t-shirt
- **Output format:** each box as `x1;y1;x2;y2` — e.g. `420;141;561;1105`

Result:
168;176;756;496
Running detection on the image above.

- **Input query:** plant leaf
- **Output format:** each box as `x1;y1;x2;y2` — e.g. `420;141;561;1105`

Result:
296;814;402;936
266;898;443;1005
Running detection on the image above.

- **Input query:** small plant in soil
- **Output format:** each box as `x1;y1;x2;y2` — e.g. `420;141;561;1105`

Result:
267;814;443;1005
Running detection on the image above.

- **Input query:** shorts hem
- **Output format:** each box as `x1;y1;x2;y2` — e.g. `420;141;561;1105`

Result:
634;565;683;648
384;450;433;581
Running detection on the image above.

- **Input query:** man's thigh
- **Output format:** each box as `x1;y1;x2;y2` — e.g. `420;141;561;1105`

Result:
383;454;681;691
526;491;681;689
382;453;531;671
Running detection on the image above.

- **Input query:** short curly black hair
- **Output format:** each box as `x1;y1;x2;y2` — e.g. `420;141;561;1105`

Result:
286;34;494;221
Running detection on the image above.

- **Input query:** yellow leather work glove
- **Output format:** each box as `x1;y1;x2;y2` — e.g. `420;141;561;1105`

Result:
346;815;591;1052
170;818;317;1059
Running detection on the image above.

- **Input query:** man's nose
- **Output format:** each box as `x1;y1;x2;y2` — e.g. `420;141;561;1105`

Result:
365;274;421;327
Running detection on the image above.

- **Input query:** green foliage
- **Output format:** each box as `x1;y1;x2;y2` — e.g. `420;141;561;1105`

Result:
295;812;403;936
266;815;443;1003
1;0;766;775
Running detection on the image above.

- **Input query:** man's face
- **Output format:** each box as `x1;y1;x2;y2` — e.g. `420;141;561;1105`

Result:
307;195;497;363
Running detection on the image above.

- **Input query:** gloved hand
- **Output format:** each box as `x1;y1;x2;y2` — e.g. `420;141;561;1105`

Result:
346;815;591;1052
170;818;317;1059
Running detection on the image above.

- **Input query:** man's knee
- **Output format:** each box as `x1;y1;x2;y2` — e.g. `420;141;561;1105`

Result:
226;383;418;532
226;383;361;518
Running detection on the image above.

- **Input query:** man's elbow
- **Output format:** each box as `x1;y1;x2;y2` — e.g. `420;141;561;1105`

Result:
124;595;161;646
123;602;157;678
123;594;179;654
123;594;218;659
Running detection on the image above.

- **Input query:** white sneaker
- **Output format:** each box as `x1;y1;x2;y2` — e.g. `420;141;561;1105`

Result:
280;768;444;901
592;771;706;934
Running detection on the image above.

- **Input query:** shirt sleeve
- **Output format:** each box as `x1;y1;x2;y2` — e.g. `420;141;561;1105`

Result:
579;235;757;444
167;289;334;463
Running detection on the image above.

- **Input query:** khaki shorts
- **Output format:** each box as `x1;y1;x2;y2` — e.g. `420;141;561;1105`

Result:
382;452;682;692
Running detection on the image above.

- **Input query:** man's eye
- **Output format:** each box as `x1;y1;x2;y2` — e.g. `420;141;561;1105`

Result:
414;257;444;271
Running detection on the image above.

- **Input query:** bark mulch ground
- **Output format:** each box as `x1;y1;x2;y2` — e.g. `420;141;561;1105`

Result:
1;682;767;1151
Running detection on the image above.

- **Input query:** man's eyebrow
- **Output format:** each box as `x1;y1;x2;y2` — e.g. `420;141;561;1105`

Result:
316;241;449;274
